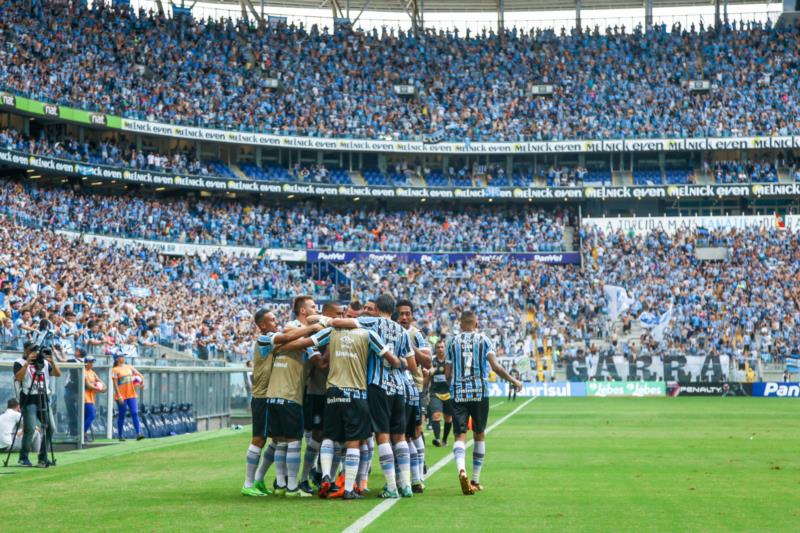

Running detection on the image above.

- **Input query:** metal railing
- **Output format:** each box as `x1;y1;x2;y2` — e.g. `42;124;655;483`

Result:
0;360;248;449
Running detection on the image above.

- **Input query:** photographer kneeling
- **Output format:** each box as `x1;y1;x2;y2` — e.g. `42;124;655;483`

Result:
13;341;61;467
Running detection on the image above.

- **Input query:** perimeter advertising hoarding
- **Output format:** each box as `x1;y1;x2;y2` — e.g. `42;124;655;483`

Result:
485;381;586;398
3;147;800;201
585;382;666;397
750;383;800;397
666;382;751;397
305;250;581;265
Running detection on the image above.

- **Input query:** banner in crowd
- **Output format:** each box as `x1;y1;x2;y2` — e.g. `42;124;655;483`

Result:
54;230;306;261
584;214;800;235
4;147;800;201
750;382;800;397
566;355;731;383
666;382;751;397
585;381;666;397
114;120;800;155
305;250;581;264
4;93;800;155
485;381;586;397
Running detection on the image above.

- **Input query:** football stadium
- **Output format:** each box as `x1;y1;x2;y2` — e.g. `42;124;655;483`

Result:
1;0;799;530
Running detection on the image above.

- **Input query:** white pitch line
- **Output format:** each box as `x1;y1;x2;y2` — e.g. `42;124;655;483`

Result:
342;397;536;533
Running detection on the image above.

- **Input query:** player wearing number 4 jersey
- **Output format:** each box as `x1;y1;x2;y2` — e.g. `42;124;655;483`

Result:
446;311;522;496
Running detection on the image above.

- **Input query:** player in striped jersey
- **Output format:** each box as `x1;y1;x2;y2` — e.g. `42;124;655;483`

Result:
312;293;417;498
277;307;399;500
241;308;322;497
396;299;432;493
446;311;522;496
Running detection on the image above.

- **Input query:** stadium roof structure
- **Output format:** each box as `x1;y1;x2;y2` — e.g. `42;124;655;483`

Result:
198;0;768;33
209;0;759;13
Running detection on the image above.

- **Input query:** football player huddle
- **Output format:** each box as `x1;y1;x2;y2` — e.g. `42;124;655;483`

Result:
241;294;522;500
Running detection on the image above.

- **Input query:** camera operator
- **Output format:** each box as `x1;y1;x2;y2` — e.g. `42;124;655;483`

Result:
13;340;61;467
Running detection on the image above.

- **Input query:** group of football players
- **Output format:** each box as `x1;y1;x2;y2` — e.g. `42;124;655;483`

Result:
241;294;523;500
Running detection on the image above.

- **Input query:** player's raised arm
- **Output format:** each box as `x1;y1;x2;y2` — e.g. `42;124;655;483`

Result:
273;323;323;346
488;352;523;392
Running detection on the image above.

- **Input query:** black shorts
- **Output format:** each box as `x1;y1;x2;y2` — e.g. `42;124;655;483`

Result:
368;384;406;435
452;397;490;435
251;397;269;439
324;387;371;443
303;394;326;431
429;393;454;417
267;399;304;440
405;402;422;438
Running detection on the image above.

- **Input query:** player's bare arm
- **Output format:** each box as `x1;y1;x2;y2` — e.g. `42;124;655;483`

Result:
488;353;523;391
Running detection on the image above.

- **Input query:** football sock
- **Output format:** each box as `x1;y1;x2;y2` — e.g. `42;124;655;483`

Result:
453;440;466;472
344;448;360;492
378;442;397;492
394;441;411;489
244;444;262;488
286;440;302;491
255;441;276;483
472;441;485;484
300;438;320;483
320;439;335;479
432;420;441;440
274;442;288;488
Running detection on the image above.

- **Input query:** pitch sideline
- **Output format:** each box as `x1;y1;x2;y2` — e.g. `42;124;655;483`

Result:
342;397;535;533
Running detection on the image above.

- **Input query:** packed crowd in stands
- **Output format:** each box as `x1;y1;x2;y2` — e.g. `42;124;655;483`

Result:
2;195;799;364
0;2;797;142
323;223;800;363
580;225;800;365
0;179;570;252
0;216;334;361
708;160;778;183
0;128;213;176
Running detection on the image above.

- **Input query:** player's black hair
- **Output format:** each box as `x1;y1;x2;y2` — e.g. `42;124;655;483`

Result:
375;293;395;315
321;302;340;315
254;308;271;325
460;310;477;325
349;300;363;311
395;299;414;313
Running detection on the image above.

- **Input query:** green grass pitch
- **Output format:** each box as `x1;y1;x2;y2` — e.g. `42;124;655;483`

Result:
1;398;797;532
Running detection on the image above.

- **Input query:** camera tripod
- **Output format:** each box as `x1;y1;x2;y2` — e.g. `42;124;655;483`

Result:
3;367;57;468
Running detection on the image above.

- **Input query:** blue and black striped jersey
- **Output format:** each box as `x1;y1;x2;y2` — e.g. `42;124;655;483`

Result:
357;316;413;392
446;331;496;401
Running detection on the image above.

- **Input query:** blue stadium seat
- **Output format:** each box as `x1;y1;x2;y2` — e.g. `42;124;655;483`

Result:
583;171;612;185
363;169;389;186
665;170;693;184
204;160;238;180
633;170;663;185
426;171;448;187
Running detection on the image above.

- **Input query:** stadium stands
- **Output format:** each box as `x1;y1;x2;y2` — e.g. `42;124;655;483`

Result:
0;3;797;142
0;179;570;252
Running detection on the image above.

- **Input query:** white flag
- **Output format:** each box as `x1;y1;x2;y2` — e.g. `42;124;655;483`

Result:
639;311;658;329
651;305;673;343
604;285;635;321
